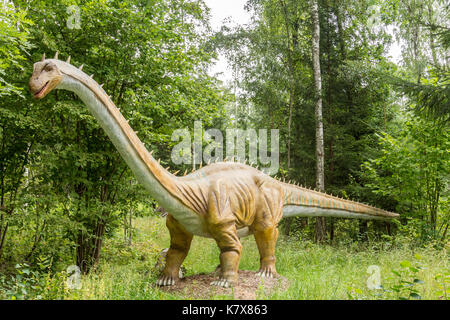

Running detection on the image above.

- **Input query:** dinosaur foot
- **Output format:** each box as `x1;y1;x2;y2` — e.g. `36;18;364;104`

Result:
256;267;277;278
210;278;233;288
156;275;177;286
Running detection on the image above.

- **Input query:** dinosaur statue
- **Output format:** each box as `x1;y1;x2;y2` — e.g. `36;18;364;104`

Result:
29;54;399;288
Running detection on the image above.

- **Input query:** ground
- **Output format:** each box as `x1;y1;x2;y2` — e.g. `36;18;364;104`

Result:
160;270;289;300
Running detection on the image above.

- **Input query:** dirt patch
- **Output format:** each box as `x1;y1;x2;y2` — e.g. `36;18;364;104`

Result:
159;270;290;300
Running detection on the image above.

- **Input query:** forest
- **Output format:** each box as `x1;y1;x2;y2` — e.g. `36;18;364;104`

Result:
0;0;448;300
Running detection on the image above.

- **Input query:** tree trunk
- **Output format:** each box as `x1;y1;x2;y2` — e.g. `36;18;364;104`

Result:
311;0;327;243
128;207;132;246
76;220;106;274
358;220;368;242
279;0;297;236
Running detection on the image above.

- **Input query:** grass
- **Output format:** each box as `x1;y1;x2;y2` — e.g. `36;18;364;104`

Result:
65;216;448;300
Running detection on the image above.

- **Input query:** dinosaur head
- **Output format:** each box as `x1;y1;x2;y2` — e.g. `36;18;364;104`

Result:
29;54;63;99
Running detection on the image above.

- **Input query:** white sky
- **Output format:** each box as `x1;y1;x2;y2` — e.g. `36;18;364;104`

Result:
204;0;251;82
204;0;402;82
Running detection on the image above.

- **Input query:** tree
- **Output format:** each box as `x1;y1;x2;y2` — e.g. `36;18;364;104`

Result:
310;0;326;242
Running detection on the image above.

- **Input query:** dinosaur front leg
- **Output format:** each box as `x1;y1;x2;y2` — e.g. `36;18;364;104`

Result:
206;187;242;288
156;214;192;286
209;223;242;288
254;226;279;278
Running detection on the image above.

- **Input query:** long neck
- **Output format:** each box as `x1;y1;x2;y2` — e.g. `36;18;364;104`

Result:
53;60;195;217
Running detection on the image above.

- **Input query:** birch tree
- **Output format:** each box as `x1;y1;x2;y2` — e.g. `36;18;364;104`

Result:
311;0;326;242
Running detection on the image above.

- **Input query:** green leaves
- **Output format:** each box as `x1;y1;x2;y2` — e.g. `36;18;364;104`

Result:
399;260;411;268
362;110;449;242
0;1;33;97
388;257;426;300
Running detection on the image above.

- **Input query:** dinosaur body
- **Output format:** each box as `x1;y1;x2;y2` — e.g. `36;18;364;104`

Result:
29;55;399;288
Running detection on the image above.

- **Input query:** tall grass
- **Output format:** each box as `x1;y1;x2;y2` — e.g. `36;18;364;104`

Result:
66;216;448;300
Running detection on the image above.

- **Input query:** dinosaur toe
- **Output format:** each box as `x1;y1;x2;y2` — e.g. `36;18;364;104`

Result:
210;278;232;288
156;275;176;286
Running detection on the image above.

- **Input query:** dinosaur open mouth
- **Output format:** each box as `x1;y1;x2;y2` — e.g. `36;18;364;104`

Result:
33;81;49;98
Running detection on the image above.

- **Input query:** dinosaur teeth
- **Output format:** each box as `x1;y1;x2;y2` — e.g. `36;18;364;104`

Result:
173;170;179;175
183;169;188;176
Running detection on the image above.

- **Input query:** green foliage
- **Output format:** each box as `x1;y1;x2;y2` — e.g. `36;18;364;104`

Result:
390;259;424;299
362;112;449;242
0;258;67;300
346;254;442;300
390;68;450;122
434;270;450;299
0;1;33;96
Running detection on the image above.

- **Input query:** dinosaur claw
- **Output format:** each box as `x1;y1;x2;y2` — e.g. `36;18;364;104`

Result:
257;267;276;279
210;279;232;288
156;275;177;286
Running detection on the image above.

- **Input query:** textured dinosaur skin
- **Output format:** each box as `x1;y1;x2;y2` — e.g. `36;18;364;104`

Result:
29;54;399;288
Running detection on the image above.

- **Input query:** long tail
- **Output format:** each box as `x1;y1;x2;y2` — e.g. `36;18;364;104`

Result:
280;182;399;220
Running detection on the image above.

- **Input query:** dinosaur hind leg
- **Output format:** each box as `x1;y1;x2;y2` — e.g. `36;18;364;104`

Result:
254;226;279;278
156;214;193;286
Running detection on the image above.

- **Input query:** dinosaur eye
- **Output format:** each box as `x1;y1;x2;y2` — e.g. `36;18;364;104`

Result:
44;64;53;72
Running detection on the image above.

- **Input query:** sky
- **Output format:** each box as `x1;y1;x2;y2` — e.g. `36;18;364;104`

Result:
203;0;402;82
204;0;252;82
